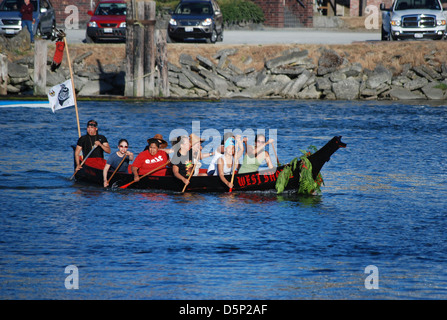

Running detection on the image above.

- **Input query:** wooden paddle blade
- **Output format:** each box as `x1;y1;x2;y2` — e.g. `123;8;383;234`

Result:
119;181;133;189
107;154;128;185
119;160;170;189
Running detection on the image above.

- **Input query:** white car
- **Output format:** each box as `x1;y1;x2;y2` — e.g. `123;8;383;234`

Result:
381;0;446;40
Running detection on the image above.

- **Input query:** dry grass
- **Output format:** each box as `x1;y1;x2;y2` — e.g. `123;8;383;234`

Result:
17;40;447;76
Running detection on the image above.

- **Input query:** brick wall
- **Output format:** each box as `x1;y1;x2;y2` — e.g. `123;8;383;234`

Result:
253;0;313;27
286;0;313;27
252;0;284;27
52;0;96;28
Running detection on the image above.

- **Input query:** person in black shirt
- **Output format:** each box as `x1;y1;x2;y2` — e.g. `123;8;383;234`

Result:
75;120;111;171
171;136;194;186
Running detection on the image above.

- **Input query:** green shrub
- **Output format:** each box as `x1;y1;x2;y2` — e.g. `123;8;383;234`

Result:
219;0;265;24
155;0;265;24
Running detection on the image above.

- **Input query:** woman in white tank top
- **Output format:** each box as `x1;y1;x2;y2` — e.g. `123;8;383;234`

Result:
211;136;243;189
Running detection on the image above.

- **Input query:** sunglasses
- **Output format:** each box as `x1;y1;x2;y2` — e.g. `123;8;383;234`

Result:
119;145;128;148
87;123;97;127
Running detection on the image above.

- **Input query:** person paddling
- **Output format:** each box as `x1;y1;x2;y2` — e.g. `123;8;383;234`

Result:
131;138;169;183
208;136;243;189
103;139;134;187
75;120;111;172
171;136;194;187
238;134;274;174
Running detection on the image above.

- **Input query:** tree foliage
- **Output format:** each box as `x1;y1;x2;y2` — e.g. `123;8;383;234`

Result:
219;0;265;24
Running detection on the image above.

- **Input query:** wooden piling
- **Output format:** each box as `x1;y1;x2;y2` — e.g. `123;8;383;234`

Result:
0;54;7;95
125;0;164;98
144;1;156;97
156;29;170;97
133;1;145;97
33;40;47;96
124;0;135;97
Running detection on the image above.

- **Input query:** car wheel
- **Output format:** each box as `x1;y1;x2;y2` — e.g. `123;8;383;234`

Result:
206;28;217;44
167;33;175;43
85;33;95;43
217;27;223;42
35;24;42;38
381;26;389;41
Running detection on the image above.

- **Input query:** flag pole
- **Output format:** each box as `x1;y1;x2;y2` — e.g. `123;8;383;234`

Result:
63;36;81;138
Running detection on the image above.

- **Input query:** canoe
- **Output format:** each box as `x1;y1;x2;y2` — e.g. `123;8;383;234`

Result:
72;136;346;193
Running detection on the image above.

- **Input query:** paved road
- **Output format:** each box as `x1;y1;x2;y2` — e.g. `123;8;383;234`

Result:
65;28;380;45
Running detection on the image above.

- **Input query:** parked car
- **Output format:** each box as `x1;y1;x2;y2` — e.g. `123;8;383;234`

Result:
0;0;56;38
85;0;126;43
380;0;447;40
168;0;223;43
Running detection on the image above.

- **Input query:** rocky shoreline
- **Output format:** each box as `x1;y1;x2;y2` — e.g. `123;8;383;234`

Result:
3;33;447;101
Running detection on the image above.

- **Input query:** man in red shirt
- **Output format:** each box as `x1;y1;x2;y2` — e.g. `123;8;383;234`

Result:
20;0;35;44
132;138;169;180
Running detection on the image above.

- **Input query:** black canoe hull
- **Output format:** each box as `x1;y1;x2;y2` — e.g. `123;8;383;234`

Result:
73;136;346;193
74;163;295;193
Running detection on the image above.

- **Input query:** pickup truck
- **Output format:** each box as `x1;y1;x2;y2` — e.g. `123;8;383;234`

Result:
381;0;447;40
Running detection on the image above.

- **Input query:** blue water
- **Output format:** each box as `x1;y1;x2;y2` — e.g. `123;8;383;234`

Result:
0;99;446;300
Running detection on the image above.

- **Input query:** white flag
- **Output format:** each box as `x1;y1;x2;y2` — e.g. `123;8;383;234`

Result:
47;79;75;113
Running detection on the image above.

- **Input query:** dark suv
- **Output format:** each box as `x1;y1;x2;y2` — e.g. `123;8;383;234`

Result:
168;0;223;43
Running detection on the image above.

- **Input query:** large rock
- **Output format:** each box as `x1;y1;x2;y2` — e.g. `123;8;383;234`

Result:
298;84;322;99
232;74;257;88
281;70;310;98
239;83;277;98
332;77;360;100
200;68;229;96
8;61;29;79
366;65;392;89
181;68;212;91
404;77;429;91
315;77;332;91
421;83;444;99
389;87;425;100
265;49;308;69
0;29;31;53
317;49;344;76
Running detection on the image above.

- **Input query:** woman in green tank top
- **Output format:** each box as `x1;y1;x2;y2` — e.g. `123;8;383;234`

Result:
238;134;275;174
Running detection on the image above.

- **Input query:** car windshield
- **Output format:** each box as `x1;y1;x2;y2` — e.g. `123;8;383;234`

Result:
0;0;38;12
394;0;441;10
174;3;212;15
94;3;126;16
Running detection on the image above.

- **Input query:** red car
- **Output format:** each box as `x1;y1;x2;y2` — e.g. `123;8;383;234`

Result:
85;0;126;43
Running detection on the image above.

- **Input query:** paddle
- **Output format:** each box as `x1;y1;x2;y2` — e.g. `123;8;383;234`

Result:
182;151;200;193
106;154;128;186
70;145;97;180
119;160;170;189
271;141;280;166
229;139;239;193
